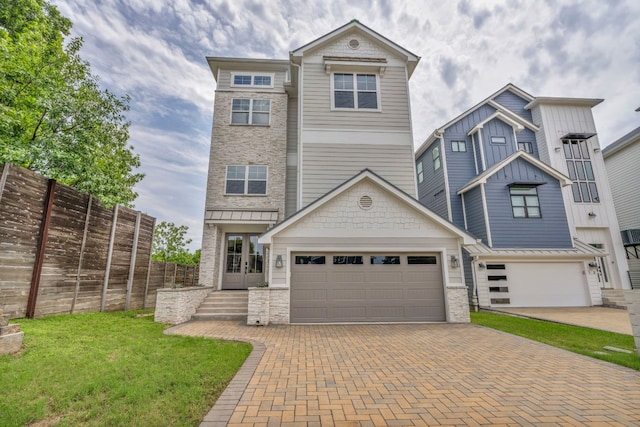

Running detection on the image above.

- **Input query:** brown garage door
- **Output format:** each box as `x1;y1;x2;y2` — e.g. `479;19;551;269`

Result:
290;253;445;323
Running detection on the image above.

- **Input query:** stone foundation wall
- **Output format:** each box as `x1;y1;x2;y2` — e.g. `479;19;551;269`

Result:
446;286;471;323
248;287;290;325
624;290;640;356
155;287;213;325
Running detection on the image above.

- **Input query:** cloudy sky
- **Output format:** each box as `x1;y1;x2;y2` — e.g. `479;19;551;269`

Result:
53;0;640;250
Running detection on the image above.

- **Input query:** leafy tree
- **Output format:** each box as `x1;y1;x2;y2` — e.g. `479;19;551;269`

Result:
0;0;143;207
152;221;200;265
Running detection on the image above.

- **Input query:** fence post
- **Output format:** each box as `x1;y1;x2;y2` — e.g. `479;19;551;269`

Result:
26;179;56;318
0;163;9;204
125;212;141;310
143;218;156;308
101;205;119;312
173;263;177;286
71;195;92;314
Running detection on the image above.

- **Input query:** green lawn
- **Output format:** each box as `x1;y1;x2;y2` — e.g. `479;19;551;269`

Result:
471;311;640;370
0;311;251;427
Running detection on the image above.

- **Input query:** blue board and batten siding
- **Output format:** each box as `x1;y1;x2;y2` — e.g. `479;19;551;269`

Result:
416;141;447;218
483;158;572;248
493;91;533;122
462;186;487;242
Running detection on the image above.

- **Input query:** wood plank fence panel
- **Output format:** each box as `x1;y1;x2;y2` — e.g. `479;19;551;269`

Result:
0;163;200;319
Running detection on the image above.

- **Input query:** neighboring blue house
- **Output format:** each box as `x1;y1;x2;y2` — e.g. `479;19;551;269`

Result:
415;84;630;308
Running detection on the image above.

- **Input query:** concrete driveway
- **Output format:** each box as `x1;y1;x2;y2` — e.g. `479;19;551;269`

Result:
168;321;640;426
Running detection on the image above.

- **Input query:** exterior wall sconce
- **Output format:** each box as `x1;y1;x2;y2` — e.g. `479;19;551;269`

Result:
588;261;598;268
588;212;597;218
478;262;486;269
555;147;562;152
450;255;459;268
594;147;601;152
275;255;283;268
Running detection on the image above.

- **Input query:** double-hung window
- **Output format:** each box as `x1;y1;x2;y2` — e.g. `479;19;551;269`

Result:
231;99;271;125
510;187;541;218
432;146;441;171
417;161;424;183
333;73;378;109
231;73;273;88
225;165;267;195
563;139;599;203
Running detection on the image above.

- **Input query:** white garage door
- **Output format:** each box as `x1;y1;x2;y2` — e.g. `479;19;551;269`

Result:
290;253;445;323
486;262;590;307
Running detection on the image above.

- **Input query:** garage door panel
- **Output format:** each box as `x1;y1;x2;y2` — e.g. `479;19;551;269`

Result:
330;288;366;300
291;253;445;323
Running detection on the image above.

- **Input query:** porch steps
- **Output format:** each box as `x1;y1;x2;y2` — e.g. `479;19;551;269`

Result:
192;291;248;321
600;289;628;310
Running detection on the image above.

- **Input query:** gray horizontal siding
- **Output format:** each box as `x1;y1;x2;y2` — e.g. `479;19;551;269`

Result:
493;90;533;122
416;141;447;219
464;186;487;242
285;96;298;217
482;118;517;168
285;166;297;218
301;143;415;206
604;142;640;230
302;64;410;131
217;69;287;92
485;158;572;248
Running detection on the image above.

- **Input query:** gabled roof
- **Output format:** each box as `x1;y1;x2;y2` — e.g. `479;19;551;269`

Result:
464;238;606;259
290;20;421;77
259;169;477;245
602;126;640;158
456;151;572;195
467;111;525;135
415;83;535;158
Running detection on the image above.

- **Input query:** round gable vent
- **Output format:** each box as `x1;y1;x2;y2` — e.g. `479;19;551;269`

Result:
348;38;360;49
358;195;373;210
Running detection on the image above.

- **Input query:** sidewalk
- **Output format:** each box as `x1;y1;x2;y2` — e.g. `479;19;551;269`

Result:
488;306;633;335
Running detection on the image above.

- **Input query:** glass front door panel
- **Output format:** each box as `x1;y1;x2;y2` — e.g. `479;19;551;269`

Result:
226;235;243;273
248;235;264;273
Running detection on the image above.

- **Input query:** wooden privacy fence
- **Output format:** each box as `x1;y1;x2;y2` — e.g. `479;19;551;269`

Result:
0;163;199;319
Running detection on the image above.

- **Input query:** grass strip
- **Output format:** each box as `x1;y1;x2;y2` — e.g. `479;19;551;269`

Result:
0;311;251;427
471;311;639;371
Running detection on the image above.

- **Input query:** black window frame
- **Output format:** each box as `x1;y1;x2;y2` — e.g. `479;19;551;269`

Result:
509;186;541;218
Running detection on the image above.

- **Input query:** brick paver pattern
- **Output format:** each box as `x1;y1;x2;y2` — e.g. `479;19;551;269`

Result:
169;322;640;427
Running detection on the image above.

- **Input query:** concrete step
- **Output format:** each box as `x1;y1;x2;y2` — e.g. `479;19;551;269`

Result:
192;290;248;321
601;289;628;309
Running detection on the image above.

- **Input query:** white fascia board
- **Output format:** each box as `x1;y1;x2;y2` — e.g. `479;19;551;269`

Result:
486;100;540;131
457;151;573;195
525;97;604;110
414;129;443;159
467;111;525;136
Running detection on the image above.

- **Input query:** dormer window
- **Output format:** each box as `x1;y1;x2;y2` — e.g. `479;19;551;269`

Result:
332;73;379;110
231;73;274;88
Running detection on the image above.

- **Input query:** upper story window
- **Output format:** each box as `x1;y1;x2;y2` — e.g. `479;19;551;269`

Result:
491;136;506;144
562;139;599;203
510;187;541;218
231;99;270;125
432;147;441;171
518;141;533;154
231;73;274;88
332;73;379;110
225;165;267;195
451;140;467;152
417;161;424;183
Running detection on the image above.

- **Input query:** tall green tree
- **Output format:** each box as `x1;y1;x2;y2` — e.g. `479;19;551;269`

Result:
152;221;200;265
0;0;143;206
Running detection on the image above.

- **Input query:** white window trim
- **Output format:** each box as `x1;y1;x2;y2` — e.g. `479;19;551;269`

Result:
224;165;269;196
230;98;271;126
329;72;382;112
230;72;275;88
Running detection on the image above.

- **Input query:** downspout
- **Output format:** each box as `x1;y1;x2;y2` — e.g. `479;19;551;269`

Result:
290;60;303;211
471;256;479;312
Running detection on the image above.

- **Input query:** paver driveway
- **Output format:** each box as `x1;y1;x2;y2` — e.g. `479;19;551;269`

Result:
168;321;640;426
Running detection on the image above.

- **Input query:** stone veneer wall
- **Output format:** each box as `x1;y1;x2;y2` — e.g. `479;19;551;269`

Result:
248;287;289;325
625;290;640;356
446;286;471;323
155;287;213;325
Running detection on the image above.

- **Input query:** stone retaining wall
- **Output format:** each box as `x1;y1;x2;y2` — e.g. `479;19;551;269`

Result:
248;287;289;326
155;286;213;325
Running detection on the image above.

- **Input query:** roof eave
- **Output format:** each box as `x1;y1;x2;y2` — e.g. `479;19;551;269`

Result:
525;97;604;110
